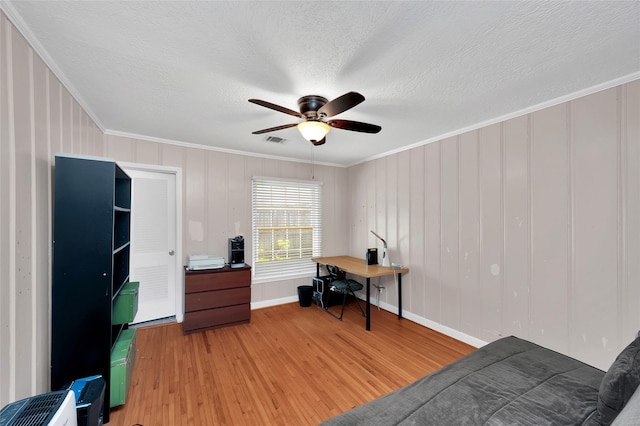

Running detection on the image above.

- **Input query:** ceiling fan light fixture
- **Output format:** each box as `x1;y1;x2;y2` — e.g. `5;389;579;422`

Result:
297;121;330;143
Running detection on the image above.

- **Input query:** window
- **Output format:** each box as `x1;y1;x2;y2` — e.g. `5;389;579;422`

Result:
252;177;322;283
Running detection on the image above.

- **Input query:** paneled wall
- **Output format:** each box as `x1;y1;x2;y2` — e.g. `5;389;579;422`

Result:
0;11;106;406
348;81;640;370
2;4;638;409
103;133;349;303
0;11;348;406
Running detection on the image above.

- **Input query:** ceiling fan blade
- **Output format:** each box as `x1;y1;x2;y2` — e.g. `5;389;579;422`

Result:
318;92;365;117
249;99;305;118
311;137;326;146
328;119;381;134
251;123;298;134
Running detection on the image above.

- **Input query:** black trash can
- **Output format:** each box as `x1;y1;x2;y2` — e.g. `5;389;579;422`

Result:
297;285;313;307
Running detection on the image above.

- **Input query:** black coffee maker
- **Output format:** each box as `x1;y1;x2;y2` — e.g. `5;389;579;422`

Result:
229;236;245;268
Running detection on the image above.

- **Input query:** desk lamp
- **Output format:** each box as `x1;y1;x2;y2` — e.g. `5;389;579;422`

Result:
370;230;390;267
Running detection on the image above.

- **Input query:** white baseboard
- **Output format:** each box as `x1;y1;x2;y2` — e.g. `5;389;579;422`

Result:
401;311;487;348
361;297;487;348
254;294;487;349
252;296;298;310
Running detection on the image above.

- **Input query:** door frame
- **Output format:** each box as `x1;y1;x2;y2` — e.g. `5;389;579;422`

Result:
120;162;184;322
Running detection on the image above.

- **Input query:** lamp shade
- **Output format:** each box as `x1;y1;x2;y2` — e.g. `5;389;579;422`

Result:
297;121;330;143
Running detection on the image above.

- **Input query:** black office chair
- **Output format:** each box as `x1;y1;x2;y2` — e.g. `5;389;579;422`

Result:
325;265;366;321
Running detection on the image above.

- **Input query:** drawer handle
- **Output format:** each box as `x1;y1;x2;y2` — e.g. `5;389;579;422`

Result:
169;250;175;256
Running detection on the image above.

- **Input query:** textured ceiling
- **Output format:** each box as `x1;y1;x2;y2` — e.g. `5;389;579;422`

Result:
2;1;640;166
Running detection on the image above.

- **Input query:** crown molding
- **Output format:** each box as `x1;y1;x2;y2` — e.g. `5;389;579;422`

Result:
3;2;637;170
0;1;105;132
351;71;640;167
104;129;345;168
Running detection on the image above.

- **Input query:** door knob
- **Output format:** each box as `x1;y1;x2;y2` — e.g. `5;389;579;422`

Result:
169;250;175;256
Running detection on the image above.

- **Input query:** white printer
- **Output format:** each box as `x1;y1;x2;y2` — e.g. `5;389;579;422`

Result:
187;254;225;270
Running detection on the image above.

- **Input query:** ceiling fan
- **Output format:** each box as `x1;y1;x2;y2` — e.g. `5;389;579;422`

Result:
249;91;381;146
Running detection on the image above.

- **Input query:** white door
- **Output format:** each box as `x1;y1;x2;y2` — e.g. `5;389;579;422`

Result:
126;169;177;324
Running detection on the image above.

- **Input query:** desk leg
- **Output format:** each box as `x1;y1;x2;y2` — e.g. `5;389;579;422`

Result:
366;277;371;331
398;273;403;320
316;263;320;277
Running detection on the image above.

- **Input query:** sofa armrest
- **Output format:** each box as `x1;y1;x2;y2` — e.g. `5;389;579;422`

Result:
612;385;640;425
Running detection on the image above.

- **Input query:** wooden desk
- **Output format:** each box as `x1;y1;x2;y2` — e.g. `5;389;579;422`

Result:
312;256;409;331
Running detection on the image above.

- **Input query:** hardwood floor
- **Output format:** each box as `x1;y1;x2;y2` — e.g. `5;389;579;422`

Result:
109;302;474;425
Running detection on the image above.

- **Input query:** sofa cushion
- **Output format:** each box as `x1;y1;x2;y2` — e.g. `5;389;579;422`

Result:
321;336;604;426
597;337;640;425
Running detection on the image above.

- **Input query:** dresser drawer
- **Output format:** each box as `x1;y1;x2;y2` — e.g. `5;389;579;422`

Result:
183;266;251;334
185;287;251;312
183;304;250;333
185;269;251;293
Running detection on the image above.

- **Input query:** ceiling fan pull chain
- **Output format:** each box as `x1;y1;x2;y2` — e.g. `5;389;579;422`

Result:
310;144;315;180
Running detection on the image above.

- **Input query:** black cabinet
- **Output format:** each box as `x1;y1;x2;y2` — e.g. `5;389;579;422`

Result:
51;154;132;423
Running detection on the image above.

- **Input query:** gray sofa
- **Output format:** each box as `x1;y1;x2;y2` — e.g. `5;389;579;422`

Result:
321;336;640;425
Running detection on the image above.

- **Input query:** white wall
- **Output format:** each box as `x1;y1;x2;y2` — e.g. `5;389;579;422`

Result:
102;133;349;304
0;11;349;406
2;6;639;409
347;81;640;371
1;12;106;406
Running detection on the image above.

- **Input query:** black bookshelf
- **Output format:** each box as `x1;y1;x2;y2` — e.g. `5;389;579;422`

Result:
51;154;131;423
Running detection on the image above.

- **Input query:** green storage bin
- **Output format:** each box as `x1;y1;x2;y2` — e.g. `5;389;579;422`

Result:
112;281;139;324
110;328;136;407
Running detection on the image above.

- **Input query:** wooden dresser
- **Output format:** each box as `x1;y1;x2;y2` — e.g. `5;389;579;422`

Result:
183;265;251;334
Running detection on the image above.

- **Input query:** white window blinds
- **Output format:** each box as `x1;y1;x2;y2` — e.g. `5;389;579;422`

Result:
252;177;322;283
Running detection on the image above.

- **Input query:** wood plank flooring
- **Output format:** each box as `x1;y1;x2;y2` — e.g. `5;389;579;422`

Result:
109;302;474;425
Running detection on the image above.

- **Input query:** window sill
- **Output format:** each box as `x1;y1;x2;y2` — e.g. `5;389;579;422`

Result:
252;272;315;285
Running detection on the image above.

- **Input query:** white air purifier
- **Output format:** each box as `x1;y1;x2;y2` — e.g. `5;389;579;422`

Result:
0;389;77;426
